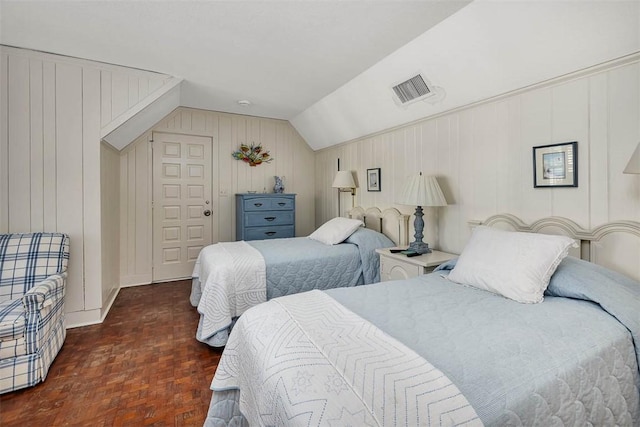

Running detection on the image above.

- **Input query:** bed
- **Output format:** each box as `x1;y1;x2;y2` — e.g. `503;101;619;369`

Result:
204;214;640;426
190;207;409;347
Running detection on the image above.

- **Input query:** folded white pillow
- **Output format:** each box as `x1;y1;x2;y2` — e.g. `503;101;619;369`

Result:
308;217;364;245
447;226;577;303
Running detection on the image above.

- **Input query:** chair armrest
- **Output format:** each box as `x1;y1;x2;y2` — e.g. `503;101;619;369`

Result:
22;272;68;312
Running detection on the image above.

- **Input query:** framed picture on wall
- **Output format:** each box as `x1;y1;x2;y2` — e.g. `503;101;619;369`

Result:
367;168;381;192
533;141;578;188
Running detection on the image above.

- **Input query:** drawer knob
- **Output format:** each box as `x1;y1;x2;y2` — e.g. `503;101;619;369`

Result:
277;202;286;206
265;231;276;236
264;217;276;221
254;203;263;207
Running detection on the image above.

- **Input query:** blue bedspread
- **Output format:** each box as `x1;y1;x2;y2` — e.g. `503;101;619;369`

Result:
254;237;362;298
192;227;393;346
325;258;640;426
546;256;640;372
253;227;392;298
206;256;640;426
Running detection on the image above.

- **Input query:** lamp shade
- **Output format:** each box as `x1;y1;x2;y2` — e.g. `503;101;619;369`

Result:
623;142;640;174
332;171;356;188
397;174;447;207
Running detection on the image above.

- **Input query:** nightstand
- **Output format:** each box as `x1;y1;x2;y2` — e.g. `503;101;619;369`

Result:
376;248;457;282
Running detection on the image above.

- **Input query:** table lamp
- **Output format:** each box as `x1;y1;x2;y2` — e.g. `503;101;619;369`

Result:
397;173;447;254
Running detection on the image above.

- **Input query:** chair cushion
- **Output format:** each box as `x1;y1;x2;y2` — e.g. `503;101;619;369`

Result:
0;299;25;341
0;233;70;301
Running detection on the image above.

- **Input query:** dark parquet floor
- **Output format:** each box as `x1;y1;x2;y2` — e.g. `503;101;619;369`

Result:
0;280;223;426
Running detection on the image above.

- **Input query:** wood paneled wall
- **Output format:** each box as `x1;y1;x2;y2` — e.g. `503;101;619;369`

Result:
316;58;640;254
0;46;177;326
99;64;173;136
100;142;120;311
119;107;315;285
120;138;153;286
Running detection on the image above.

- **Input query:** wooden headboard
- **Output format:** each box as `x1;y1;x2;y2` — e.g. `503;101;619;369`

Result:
470;214;640;282
349;207;410;247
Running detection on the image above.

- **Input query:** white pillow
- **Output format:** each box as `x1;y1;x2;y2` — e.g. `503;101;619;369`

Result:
308;217;364;245
447;226;577;303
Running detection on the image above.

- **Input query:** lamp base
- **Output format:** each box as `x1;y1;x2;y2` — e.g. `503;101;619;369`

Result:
408;241;432;254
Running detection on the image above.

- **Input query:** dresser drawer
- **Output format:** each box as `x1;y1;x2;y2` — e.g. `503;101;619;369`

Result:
236;193;296;241
245;226;294;240
243;197;294;211
244;211;294;227
267;197;294;210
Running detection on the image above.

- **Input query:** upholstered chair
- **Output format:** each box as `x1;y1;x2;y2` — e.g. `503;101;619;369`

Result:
0;232;70;394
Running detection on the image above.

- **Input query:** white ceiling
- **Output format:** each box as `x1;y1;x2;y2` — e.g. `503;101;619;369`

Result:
0;0;470;121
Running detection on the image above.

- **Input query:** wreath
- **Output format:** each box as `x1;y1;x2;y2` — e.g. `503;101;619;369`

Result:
232;143;273;166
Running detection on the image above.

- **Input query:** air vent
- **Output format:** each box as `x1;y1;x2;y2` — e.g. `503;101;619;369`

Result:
392;74;432;104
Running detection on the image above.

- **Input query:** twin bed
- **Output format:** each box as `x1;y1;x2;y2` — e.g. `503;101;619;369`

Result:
190;207;409;347
202;213;640;427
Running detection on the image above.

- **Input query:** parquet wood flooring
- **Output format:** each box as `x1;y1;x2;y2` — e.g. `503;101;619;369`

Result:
0;280;223;426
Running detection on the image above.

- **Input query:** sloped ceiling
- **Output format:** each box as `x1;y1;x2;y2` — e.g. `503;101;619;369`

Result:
2;1;638;151
293;0;640;149
0;0;470;121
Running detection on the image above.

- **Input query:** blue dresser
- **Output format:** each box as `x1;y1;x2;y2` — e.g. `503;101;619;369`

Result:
235;193;296;241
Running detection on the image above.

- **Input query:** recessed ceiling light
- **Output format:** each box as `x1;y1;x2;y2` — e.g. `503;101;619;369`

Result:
237;100;251;106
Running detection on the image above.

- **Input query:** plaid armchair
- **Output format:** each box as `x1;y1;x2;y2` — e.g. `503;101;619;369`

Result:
0;232;70;394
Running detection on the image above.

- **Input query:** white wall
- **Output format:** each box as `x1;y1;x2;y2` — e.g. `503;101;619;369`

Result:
0;45;179;326
315;57;640;253
100;142;120;314
119;136;152;286
120;107;315;286
294;0;640;150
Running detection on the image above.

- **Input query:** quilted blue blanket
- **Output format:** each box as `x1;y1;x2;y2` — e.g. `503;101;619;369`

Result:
257;226;392;298
328;257;640;425
210;290;482;427
191;227;393;347
206;256;640;426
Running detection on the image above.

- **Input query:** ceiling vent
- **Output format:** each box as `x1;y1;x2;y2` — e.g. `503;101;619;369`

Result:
391;73;444;108
392;74;432;103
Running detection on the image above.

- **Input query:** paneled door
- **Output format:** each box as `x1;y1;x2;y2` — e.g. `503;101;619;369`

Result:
152;132;213;281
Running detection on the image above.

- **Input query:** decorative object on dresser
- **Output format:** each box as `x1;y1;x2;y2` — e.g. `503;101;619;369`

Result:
624;141;640;174
273;176;285;193
376;248;456;281
235;193;295;241
397;172;447;255
231;142;273;166
332;170;357;216
366;168;381;191
533;141;578;187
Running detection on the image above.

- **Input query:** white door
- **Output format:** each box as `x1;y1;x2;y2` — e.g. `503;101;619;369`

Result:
152;132;214;281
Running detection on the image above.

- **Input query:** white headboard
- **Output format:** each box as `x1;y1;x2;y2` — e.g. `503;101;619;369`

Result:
349;206;410;247
470;214;640;282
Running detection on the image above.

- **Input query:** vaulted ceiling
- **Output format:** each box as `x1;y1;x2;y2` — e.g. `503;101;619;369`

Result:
0;0;470;120
2;1;638;151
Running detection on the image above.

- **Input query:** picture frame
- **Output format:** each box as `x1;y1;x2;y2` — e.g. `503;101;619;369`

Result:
367;168;381;192
533;141;578;188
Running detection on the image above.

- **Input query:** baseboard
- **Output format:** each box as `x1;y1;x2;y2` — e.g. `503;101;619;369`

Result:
120;274;152;287
65;308;103;329
65;277;186;329
100;286;120;321
64;285;121;328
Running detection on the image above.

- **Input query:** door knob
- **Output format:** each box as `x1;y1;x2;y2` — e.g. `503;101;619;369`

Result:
203;209;212;216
